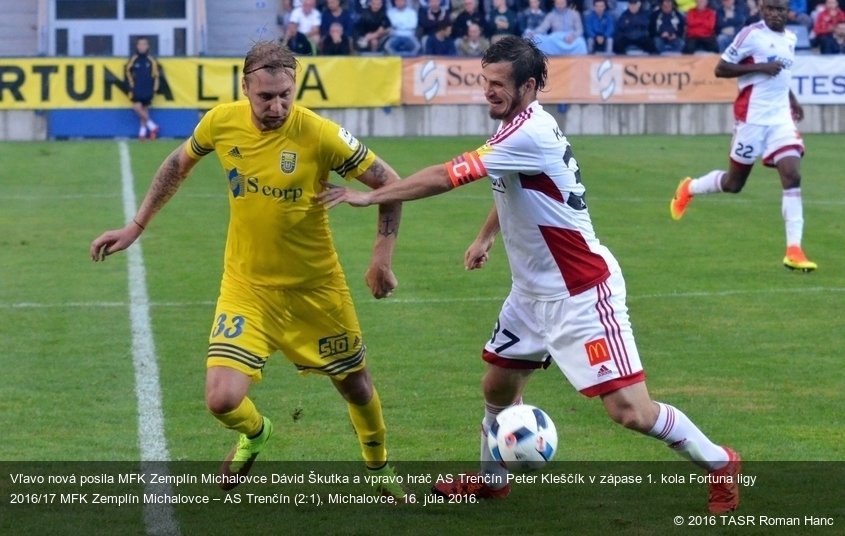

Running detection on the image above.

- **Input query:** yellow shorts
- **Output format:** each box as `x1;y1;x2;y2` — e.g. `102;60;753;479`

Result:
206;271;366;381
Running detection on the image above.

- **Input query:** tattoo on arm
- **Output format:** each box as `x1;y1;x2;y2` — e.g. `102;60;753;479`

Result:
365;160;389;188
378;212;397;237
143;151;190;216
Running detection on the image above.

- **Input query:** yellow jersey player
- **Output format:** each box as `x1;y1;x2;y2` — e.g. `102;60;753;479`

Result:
90;41;406;499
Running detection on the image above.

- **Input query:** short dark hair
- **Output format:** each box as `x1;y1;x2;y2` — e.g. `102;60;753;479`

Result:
243;40;299;77
481;36;548;92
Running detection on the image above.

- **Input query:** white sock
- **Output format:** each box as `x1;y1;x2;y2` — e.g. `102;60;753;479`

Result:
139;126;148;137
480;401;511;489
146;120;158;130
689;170;724;195
782;188;804;247
648;402;728;471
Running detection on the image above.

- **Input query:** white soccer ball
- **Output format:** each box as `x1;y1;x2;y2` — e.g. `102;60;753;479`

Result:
487;404;558;473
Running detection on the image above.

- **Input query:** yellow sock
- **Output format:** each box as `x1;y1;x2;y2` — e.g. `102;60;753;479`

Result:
347;388;388;469
212;397;263;437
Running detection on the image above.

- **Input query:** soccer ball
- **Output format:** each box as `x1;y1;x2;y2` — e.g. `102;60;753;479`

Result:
487;404;557;472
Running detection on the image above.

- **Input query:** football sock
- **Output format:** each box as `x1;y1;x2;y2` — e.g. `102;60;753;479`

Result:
689;170;725;195
212;397;263;437
648;402;729;471
139;126;148;138
347;388;388;469
146;119;158;130
782;187;804;247
480;401;510;490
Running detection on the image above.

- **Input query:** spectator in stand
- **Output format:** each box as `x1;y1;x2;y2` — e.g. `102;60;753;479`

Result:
419;0;451;38
487;0;520;42
456;21;492;54
278;0;294;27
425;19;459;53
453;0;488;39
813;0;845;47
281;20;317;54
517;0;548;36
582;0;619;17
321;21;356;54
650;0;686;53
715;0;748;52
355;0;392;53
385;0;422;55
820;20;845;52
683;0;718;52
614;0;654;52
527;0;589;54
745;0;762;23
786;0;813;30
289;0;323;48
321;0;355;42
585;0;616;53
677;0;696;12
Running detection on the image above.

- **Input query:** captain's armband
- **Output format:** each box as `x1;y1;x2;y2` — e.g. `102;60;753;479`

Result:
445;151;487;188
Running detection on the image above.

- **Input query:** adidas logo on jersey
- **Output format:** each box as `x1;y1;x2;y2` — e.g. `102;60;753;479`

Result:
597;365;613;378
228;146;243;159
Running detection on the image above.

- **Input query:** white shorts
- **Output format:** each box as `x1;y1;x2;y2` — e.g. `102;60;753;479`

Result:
483;270;644;397
729;121;804;167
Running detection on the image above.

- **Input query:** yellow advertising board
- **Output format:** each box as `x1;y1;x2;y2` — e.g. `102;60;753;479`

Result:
403;55;737;105
0;57;401;109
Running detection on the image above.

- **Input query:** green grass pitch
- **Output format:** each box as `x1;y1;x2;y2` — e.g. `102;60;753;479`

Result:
1;134;843;534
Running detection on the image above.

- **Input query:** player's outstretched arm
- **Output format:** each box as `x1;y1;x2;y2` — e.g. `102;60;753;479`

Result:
319;163;454;208
465;204;500;271
90;143;198;262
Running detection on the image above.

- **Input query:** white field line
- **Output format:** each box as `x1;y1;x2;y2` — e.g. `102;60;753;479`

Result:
118;141;180;536
4;285;844;311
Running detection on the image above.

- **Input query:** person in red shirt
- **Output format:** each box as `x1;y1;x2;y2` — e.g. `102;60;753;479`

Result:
813;0;845;49
684;0;719;53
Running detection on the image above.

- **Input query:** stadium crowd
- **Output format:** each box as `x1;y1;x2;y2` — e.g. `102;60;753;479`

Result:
275;0;845;55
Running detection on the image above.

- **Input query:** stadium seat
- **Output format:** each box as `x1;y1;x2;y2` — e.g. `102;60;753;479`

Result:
788;24;812;50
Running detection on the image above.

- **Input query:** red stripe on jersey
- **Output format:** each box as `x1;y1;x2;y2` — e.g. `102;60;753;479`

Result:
482;349;545;369
595;281;632;377
519;172;564;204
733;21;763;48
580;371;645;398
488;107;534;145
538;225;610;296
763;144;804;166
734;80;753;122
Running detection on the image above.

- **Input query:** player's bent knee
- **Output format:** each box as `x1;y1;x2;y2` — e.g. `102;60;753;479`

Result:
205;390;244;415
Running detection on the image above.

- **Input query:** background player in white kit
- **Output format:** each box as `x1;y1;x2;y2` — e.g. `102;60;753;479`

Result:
320;36;741;514
671;0;816;272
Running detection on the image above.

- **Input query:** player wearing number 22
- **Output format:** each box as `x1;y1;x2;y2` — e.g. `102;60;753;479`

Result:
320;35;741;513
90;41;408;499
671;0;816;272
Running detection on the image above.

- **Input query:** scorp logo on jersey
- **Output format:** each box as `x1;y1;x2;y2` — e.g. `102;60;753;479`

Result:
280;151;297;174
585;338;611;366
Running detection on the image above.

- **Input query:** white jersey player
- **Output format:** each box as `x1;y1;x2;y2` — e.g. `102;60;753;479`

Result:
320;35;741;514
671;0;816;272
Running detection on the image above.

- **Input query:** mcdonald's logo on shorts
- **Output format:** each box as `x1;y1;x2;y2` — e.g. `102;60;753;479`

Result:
585;338;611;366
